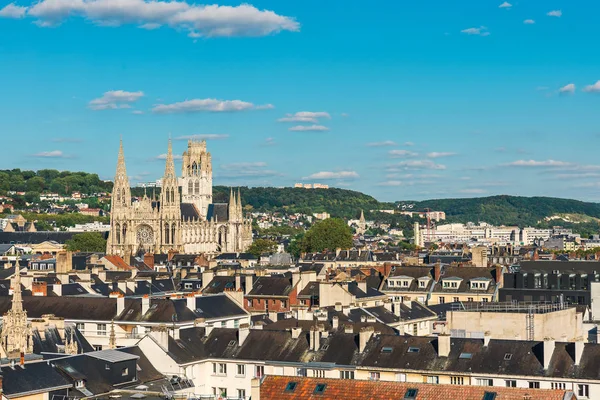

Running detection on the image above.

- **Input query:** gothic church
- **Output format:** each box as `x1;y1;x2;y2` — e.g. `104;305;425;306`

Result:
106;139;253;257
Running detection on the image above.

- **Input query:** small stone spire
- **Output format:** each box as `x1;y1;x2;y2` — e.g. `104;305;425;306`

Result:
108;320;116;349
164;138;176;180
237;188;243;220
116;137;128;179
228;187;237;220
11;256;23;313
359;209;365;223
65;327;79;355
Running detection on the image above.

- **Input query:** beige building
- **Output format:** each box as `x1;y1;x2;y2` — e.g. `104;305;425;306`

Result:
106;139;252;257
446;302;583;341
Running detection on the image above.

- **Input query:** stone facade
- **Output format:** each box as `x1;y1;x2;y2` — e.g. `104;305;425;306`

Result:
106;139;252;257
0;267;34;358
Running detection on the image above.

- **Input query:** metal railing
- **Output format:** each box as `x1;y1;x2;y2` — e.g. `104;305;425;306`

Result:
452;301;568;314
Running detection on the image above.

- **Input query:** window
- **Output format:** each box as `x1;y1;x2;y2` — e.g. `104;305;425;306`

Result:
578;384;589;398
404;389;418;399
76;323;84;331
467;297;474;302
395;373;407;382
213;363;226;375
97;323;107;336
407;347;420;353
237;389;246;399
236;364;245;376
551;382;566;390
234;319;240;329
483;393;497;400
451;376;464;385
314;384;327;394
459;353;473;359
218;388;227;398
505;380;516;387
504;353;512;361
369;372;380;381
528;381;540;389
285;382;297;392
121;368;128;376
75;380;85;389
439;296;445;304
297;368;307;377
453;297;459;302
482;298;489;303
476;379;493;386
340;370;354;380
255;365;264;378
312;369;325;378
419;281;426;288
388;280;395;287
426;376;439;384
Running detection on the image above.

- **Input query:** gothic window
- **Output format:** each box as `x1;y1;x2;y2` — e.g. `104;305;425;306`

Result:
116;191;121;202
164;223;170;244
188;180;193;194
122;223;127;241
195;180;200;194
116;223;121;244
171;188;175;203
171;224;176;244
121;188;126;205
192;162;198;176
136;225;153;245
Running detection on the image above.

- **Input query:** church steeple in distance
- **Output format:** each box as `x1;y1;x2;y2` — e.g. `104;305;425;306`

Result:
112;137;132;209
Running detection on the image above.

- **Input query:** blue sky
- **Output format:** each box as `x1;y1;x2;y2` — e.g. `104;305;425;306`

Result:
1;0;600;202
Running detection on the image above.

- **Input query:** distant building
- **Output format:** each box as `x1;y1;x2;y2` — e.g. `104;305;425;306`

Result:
294;183;329;189
313;212;330;220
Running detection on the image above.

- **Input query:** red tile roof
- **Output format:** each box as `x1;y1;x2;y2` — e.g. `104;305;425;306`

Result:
103;255;133;270
259;376;575;400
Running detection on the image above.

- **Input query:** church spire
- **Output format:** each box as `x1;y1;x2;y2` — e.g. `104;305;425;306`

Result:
108;320;116;349
164;138;176;180
237;187;243;221
11;257;23;313
229;187;236;220
116;137;128;179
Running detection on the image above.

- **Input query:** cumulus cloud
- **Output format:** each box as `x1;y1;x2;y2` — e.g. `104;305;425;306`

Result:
427;152;456;158
498;2;512;8
31;150;70;158
304;171;359;180
523;19;535;24
155;153;183;161
461;26;490;36
389;160;446;170
366;141;397;147
7;0;299;38
289;125;329;132
262;137;276;146
278;111;330;123
389;149;418;158
404;141;415;146
583;81;600;93
218;161;281;178
174;134;229;140
459;188;487;194
547;10;562;17
89;90;144;110
505;159;571;167
152;98;273;114
0;3;27;18
558;83;576;94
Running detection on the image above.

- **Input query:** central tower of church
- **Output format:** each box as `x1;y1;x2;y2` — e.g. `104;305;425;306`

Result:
180;140;213;218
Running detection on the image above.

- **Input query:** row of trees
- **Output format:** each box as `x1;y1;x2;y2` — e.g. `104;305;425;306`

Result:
0;169;112;196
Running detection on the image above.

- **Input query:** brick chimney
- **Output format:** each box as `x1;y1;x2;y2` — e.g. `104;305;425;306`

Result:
32;281;47;297
143;253;155;269
434;261;442;282
359;326;374;353
495;265;504;288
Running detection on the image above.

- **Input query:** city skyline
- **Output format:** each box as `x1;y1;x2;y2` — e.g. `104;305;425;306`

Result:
1;0;599;202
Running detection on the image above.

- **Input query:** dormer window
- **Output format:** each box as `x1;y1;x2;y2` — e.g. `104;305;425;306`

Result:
419;281;427;288
75;380;85;389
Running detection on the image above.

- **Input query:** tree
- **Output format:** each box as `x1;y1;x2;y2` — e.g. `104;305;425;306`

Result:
301;218;353;253
247;239;278;258
65;232;107;252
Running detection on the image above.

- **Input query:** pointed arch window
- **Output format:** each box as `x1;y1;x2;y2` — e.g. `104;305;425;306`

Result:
116;223;121;244
195;180;200;194
164;223;170;244
171;189;175;203
171;224;176;245
188;180;193;194
122;223;127;242
121;188;126;205
192;162;198;176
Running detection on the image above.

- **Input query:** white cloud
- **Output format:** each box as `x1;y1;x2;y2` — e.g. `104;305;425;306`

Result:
558;83;576;94
175;134;229;140
89;90;144;110
461;26;489;36
0;3;27;18
155;153;183;160
289;125;329;132
278;111;330;123
427;151;456;158
506;159;571;167
152;98;272;113
390;160;446;170
376;180;403;187
547;10;562;17
498;2;512;8
389;149;418;158
131;110;144;114
523;19;535;24
304;171;359;180
31;150;69;158
404;141;415;146
17;0;298;38
583;81;600;93
263;137;276;146
218;161;281;178
221;162;267;170
366;141;397;147
459;188;487;194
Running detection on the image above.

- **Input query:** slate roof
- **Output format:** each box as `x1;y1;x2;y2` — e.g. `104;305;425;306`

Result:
258;376;574;400
382;266;435;292
0;361;72;398
520;260;600;274
345;282;386;299
0;231;81;244
432;266;499;294
247;276;294;297
297;281;320;299
180;203;201;220
0;296;119;320
206;203;229;221
202;276;239;294
0;243;15;254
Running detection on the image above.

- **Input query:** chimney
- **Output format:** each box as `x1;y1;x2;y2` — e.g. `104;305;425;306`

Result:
20;351;25;366
291;327;302;339
112;293;125;316
172;326;180;340
393;301;402;317
144;253;155;269
149;325;169;350
32;281;48;297
142;295;150;315
403;298;412;309
438;334;451;357
434;262;442;282
383;300;392;312
235;274;241;291
342;306;351;316
238;323;250;346
334;302;342;312
201;270;214;289
251;378;261;400
186;293;197;311
310;326;321;351
495;265;504;287
543;337;555;370
359;327;374;353
574;337;584;366
245;274;254;295
357;280;367;293
344;325;354;334
205;324;214;337
53;283;62;297
484;331;491;347
332;316;339;330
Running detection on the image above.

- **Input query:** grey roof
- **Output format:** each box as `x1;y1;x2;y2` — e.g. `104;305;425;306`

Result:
87;349;139;363
180;203;201;220
0;361;72;398
206;203;229;221
0;243;15;254
0;231;80;244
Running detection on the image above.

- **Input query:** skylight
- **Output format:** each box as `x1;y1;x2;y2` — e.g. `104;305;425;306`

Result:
483;392;497;400
407;347;420;353
459;352;472;359
285;382;297;392
314;384;327;394
504;353;512;361
381;346;393;354
404;388;418;399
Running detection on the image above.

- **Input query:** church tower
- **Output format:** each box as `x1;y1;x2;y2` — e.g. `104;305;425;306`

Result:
1;262;33;358
160;139;182;253
106;139;132;256
181;140;213;218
